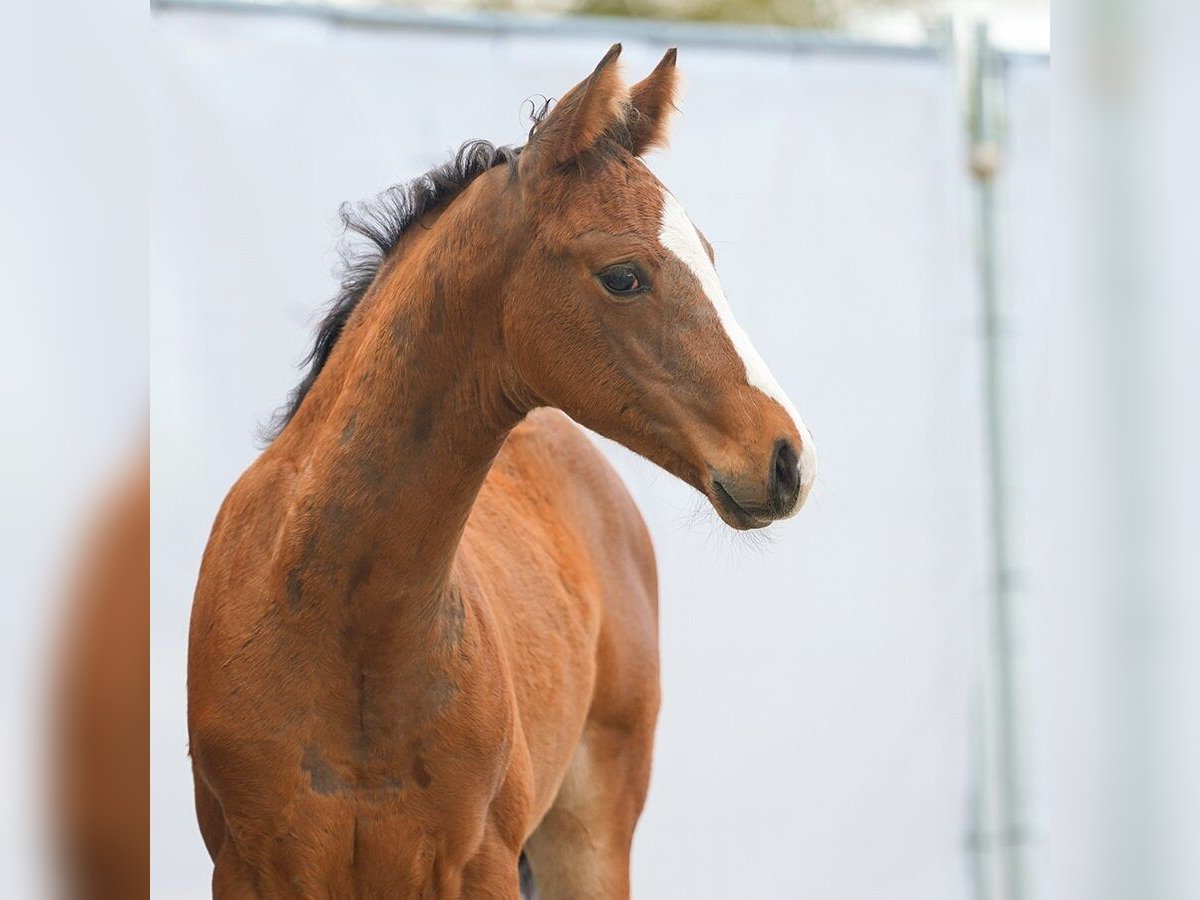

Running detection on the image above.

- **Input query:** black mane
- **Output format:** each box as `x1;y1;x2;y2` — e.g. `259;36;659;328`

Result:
263;139;522;441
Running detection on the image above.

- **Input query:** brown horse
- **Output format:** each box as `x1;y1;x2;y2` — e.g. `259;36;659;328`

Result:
188;45;815;898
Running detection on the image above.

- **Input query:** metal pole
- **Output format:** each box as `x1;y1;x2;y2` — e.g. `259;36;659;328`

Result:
968;22;1029;900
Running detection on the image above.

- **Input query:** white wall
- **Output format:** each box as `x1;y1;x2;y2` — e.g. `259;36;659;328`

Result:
151;10;998;897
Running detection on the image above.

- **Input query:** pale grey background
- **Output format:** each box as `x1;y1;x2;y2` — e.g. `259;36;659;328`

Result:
150;9;1044;897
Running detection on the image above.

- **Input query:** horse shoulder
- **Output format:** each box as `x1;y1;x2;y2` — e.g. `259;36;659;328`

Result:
502;408;657;606
474;407;660;747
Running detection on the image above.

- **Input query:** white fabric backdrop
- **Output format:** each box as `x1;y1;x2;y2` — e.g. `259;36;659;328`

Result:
151;9;1003;897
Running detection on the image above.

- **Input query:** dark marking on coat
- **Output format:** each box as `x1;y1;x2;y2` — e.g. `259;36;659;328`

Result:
341;412;358;445
286;568;303;612
301;744;345;795
318;499;357;535
439;587;466;646
423;675;460;715
347;554;373;597
410;401;436;444
390;308;412;353
411;755;433;789
358;459;387;494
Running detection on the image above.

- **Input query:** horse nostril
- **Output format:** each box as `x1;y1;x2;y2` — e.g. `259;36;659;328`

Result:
769;438;801;514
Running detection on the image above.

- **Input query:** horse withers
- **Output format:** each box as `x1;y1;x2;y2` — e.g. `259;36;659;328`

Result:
188;45;816;898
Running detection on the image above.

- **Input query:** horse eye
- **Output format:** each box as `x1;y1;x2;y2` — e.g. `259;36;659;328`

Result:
598;265;644;296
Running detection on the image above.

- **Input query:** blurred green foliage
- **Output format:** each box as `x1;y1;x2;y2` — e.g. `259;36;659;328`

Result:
372;0;904;30
572;0;844;28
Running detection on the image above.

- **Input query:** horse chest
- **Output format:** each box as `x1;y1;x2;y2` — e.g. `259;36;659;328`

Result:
203;657;521;882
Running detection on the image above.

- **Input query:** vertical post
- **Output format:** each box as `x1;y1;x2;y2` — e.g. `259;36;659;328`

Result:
968;22;1029;900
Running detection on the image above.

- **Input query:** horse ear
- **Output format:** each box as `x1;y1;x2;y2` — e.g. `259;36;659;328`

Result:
522;44;628;174
625;48;679;156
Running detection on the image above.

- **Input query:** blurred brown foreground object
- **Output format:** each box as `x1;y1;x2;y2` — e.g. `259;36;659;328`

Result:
52;450;149;899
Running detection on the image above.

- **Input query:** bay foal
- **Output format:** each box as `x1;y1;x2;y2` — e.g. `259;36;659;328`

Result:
189;46;816;898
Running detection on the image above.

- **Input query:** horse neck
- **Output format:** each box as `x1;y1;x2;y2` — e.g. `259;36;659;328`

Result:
270;177;525;635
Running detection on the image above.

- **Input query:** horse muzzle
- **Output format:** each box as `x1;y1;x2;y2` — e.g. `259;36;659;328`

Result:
706;437;812;530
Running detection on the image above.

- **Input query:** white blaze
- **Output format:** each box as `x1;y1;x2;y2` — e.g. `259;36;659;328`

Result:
657;188;817;500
